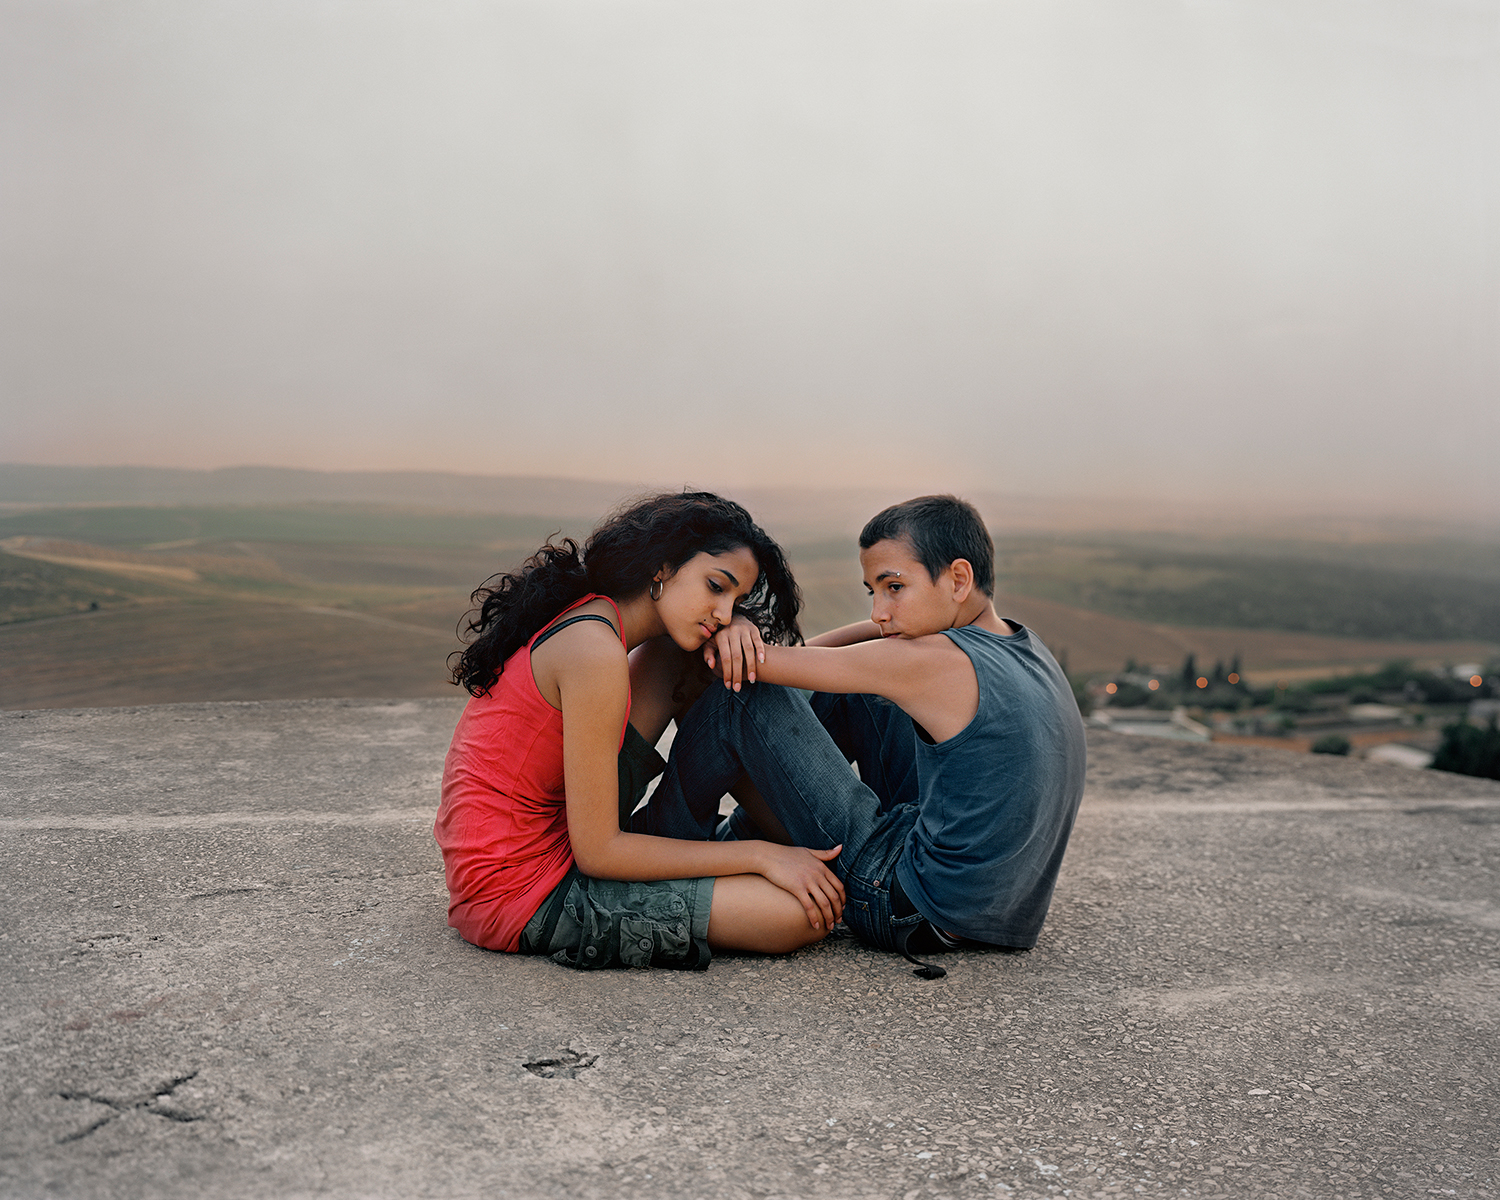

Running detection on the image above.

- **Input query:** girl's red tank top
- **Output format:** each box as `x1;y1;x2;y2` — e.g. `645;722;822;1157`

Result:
433;594;628;952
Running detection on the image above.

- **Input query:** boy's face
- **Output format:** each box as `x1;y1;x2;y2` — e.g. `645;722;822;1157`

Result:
859;537;959;638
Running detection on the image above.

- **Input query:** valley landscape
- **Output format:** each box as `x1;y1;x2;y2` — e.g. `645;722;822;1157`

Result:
3;466;1496;721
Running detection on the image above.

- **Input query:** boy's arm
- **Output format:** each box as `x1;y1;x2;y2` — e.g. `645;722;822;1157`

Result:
755;637;926;702
707;616;980;740
702;616;880;690
763;636;979;741
805;620;883;648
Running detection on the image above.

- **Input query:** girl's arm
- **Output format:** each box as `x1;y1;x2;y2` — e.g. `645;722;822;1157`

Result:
555;629;845;930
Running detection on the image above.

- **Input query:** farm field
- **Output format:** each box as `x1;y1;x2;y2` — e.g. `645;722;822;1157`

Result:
775;548;1497;674
0;599;457;710
2;493;1496;710
3;545;1494;712
996;534;1500;642
987;593;1495;682
9;576;1493;712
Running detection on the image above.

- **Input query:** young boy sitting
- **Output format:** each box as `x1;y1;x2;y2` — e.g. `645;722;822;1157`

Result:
632;494;1087;975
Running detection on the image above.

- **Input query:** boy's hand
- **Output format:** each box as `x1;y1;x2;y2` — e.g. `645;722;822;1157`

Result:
758;843;845;930
703;613;765;691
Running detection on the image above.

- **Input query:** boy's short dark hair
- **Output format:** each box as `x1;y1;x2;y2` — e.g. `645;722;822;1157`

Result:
859;494;995;597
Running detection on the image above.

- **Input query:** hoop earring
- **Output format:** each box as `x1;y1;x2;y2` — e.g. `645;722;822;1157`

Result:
649;578;662;601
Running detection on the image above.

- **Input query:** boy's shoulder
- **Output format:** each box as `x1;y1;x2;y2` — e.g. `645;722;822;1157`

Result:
881;617;1020;661
953;614;1025;640
853;631;983;742
865;627;974;667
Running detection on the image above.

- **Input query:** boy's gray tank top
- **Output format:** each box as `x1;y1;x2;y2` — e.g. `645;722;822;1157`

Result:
894;622;1087;947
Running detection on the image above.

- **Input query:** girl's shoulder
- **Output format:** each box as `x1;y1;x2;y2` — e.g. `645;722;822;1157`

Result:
532;595;623;647
528;596;628;711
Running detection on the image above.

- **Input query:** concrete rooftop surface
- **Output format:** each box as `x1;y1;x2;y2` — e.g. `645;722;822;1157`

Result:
2;697;1498;1200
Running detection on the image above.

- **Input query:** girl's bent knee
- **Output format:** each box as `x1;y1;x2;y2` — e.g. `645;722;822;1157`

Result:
784;923;830;953
706;873;831;955
761;911;829;954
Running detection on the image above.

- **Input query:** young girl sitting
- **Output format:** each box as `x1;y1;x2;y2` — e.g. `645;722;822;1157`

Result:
434;491;844;970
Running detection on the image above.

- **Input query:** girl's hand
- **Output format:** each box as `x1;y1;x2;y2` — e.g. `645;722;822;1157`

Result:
758;843;845;930
703;612;766;692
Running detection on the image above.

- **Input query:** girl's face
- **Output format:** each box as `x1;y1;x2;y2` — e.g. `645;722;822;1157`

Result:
656;547;760;650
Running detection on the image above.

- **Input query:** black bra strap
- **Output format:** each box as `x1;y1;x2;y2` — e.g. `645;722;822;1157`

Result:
532;612;619;651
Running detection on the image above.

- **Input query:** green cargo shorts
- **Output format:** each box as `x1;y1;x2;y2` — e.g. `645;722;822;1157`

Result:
520;868;714;970
518;721;713;970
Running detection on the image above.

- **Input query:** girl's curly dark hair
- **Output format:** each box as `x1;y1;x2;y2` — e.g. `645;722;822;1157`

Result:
450;490;802;696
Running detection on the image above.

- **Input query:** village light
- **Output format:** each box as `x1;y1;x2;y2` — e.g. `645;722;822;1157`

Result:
1472;675;1483;687
1148;680;1159;691
1196;677;1208;688
1105;683;1118;695
1228;673;1240;684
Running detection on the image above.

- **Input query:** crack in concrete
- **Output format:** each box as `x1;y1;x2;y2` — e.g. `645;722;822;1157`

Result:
55;1071;204;1143
523;1050;598;1080
56;1115;116;1144
75;932;131;947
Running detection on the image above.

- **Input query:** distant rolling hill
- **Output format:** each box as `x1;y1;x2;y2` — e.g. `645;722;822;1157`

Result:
0;463;645;519
2;466;1496;709
4;539;1494;711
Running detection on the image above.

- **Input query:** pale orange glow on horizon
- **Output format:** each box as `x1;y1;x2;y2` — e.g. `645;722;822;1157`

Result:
1;2;1495;519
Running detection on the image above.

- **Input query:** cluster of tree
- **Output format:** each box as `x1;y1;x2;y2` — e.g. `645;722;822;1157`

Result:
1404;672;1495;705
1292;660;1496;705
1100;656;1496;717
1431;718;1500;781
1104;654;1251;710
1266;688;1320;713
1311;734;1352;755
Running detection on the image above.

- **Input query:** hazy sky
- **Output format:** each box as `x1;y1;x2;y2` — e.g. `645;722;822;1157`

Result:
3;0;1496;515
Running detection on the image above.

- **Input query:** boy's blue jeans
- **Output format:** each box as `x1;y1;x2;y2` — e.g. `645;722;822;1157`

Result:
629;683;926;953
